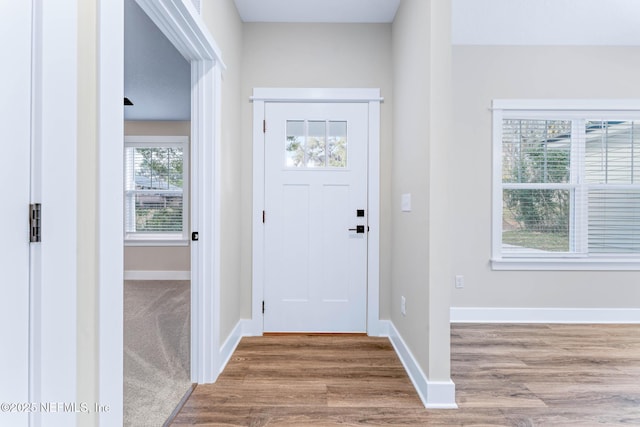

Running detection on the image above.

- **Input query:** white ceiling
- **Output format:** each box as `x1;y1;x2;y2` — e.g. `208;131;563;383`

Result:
234;0;401;23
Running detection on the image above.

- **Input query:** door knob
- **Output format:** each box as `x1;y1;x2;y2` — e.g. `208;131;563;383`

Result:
349;225;365;233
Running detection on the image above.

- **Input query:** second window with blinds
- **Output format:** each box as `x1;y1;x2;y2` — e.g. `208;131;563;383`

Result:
492;100;640;270
124;135;189;245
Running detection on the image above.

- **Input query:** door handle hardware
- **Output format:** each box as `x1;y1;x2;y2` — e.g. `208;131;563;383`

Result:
349;225;365;234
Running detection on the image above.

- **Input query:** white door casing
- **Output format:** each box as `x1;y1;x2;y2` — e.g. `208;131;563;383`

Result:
1;2;32;425
96;1;224;424
264;102;368;332
100;0;224;418
251;88;383;336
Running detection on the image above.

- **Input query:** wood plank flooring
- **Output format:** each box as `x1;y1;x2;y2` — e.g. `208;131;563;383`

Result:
171;325;640;426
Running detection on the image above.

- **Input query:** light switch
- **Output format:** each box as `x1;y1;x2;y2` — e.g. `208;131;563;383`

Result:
401;193;411;212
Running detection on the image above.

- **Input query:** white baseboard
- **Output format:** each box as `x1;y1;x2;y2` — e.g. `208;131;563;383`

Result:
451;307;640;324
242;318;263;337
218;320;251;376
124;270;190;281
383;320;457;409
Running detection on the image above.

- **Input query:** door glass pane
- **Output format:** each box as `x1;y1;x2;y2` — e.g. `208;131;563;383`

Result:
285;120;347;168
286;121;305;167
328;121;347;167
306;121;326;167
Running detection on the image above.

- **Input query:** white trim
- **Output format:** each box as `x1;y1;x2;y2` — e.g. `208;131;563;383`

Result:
491;258;640;271
124;270;191;281
124;135;189;145
251;87;384;103
123;134;190;243
218;320;254;376
451;307;640;324
492;99;640;269
98;0;124;424
493;99;640;112
250;88;382;336
385;321;457;409
135;0;224;385
249;98;266;335
124;239;190;247
99;0;224;423
366;99;384;337
135;0;224;66
31;0;79;423
189;59;223;383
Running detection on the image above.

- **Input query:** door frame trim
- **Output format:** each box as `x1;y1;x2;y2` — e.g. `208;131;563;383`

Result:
98;1;224;424
250;88;384;336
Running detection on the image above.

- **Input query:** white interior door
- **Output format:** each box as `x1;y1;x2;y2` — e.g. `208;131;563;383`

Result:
264;102;369;332
1;2;32;425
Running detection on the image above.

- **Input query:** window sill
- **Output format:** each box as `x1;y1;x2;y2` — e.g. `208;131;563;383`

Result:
491;257;640;271
125;237;189;247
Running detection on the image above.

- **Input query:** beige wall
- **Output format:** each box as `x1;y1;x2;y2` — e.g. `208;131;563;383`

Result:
202;0;244;340
241;22;394;320
452;45;640;309
391;0;431;374
391;0;453;381
123;121;191;273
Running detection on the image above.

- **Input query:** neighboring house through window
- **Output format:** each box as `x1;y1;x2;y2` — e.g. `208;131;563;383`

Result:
492;100;640;270
124;135;189;245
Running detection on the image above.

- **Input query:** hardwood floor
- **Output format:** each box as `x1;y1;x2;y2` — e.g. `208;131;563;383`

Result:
171;325;640;426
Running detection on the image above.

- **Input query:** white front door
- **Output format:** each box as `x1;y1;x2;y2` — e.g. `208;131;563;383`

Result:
264;102;369;332
0;2;32;425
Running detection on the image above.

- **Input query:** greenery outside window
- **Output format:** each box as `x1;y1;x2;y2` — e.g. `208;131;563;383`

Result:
124;136;189;245
492;100;640;270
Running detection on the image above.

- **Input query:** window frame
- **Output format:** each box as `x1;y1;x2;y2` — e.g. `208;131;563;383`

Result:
492;99;640;270
124;135;189;246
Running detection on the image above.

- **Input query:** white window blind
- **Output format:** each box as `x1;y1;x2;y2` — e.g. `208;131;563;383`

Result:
124;136;189;243
493;101;640;268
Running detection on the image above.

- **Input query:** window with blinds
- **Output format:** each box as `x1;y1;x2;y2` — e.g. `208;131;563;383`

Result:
493;101;640;267
124;136;189;243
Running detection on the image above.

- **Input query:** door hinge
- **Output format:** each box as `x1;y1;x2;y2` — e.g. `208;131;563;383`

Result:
29;203;41;243
262;300;265;314
263;120;266;133
262;210;265;223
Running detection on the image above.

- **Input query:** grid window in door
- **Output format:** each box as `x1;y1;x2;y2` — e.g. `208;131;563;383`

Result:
285;120;347;168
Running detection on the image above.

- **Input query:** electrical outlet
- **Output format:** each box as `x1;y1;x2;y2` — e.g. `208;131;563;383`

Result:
401;296;406;316
455;275;464;289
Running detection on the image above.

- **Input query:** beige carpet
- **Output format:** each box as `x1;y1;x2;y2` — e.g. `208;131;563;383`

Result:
124;280;191;427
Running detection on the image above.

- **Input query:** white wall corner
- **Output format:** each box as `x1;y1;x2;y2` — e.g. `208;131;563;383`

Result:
451;307;640;324
386;322;458;409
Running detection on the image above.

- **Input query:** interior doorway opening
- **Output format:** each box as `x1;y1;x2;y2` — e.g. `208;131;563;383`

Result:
122;1;193;423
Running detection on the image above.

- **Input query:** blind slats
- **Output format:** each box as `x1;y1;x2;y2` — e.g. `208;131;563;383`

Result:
501;119;640;256
124;144;186;236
